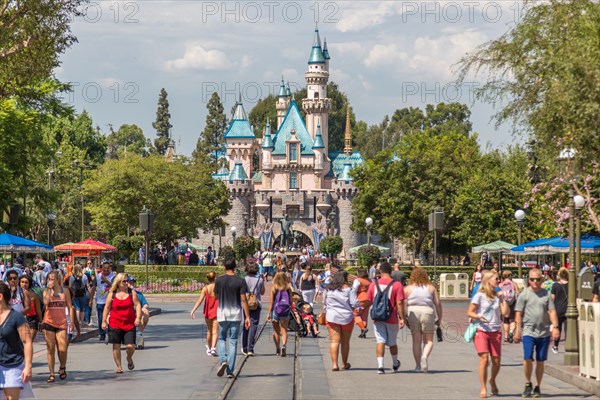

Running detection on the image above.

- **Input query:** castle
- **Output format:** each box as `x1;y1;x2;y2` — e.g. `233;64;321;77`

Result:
197;27;366;257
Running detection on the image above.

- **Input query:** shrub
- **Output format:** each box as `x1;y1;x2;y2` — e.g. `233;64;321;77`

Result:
219;245;236;262
319;236;343;258
357;245;381;267
234;236;260;261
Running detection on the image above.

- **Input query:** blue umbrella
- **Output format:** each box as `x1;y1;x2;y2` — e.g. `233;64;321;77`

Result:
511;236;562;254
543;234;600;254
0;233;54;253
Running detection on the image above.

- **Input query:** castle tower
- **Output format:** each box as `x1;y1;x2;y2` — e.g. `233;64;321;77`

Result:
302;25;332;155
261;118;274;189
224;94;255;178
312;123;325;189
275;77;290;129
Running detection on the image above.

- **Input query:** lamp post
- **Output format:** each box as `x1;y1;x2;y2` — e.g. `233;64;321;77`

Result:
72;159;91;241
558;147;579;366
574;195;585;276
365;217;373;246
242;211;249;237
514;209;525;278
231;226;237;243
139;206;154;289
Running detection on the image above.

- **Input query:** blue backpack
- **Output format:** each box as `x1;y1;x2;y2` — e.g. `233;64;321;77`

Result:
274;290;291;317
370;279;393;321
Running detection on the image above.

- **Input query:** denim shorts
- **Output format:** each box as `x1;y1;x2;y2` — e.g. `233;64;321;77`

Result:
260;266;274;276
522;336;551;362
373;321;399;346
271;311;290;322
72;296;88;312
0;363;23;389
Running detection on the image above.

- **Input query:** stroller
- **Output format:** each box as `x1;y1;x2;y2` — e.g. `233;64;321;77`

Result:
288;293;309;337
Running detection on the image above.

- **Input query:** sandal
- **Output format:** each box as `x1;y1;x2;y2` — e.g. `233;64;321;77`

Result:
128;361;135;371
58;367;67;380
47;375;55;383
116;369;124;374
331;367;340;371
342;363;351;370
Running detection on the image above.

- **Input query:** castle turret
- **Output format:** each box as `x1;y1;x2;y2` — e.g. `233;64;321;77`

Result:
312;123;325;189
276;77;290;129
302;25;332;176
261;118;274;189
224;95;255;179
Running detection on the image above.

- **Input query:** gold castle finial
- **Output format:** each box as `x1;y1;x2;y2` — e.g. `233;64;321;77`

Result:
344;106;352;156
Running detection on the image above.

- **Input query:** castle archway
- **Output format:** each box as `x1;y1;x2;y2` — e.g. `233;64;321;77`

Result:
270;220;314;249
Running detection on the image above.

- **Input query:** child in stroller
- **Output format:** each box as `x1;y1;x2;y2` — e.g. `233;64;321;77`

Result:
288;293;308;337
301;303;319;337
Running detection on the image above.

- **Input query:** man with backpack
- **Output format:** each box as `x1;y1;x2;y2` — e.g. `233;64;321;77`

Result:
366;262;406;374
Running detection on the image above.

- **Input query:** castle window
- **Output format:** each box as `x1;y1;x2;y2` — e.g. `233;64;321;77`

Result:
290;172;298;189
314;92;319;99
289;144;297;162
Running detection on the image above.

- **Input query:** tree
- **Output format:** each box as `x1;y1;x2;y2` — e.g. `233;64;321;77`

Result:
0;0;85;99
193;92;227;169
457;0;600;232
357;245;381;267
152;88;172;155
107;124;151;158
84;155;231;244
352;104;480;257
233;235;260;263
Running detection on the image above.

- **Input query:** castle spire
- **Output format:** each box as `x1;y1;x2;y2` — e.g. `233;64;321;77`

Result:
343;107;353;156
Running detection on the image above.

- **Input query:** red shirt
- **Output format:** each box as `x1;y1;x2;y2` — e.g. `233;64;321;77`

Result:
366;277;405;325
109;293;136;331
203;292;218;319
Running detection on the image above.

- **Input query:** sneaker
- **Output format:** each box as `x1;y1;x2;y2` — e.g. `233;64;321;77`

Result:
420;356;428;373
99;334;106;342
532;386;541;398
551;346;558;354
414;366;422;373
217;362;228;377
227;373;234;379
392;359;401;372
247;351;254;356
275;348;280;356
242;350;248;356
377;368;385;374
210;348;217;357
205;345;211;356
281;346;286;357
522;382;533;398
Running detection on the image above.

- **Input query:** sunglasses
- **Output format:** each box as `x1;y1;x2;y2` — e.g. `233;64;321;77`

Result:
7;277;18;281
529;277;543;282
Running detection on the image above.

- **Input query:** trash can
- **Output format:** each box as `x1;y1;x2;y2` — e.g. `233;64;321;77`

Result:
586;302;600;380
439;273;456;299
578;270;595;301
456;273;469;299
579;301;589;378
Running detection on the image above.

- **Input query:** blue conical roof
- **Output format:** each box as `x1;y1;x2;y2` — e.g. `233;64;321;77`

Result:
323;39;330;60
228;162;248;182
338;162;352;183
308;26;325;64
262;119;274;149
285;82;292;97
312;125;325;149
278;77;287;97
224;99;255;139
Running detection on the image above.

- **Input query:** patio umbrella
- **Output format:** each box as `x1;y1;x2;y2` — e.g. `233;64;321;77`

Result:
54;238;116;252
472;240;516;253
538;234;600;254
348;243;390;254
511;236;562;255
0;233;54;253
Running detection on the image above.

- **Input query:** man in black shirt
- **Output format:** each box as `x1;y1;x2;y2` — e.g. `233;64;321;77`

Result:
214;259;250;378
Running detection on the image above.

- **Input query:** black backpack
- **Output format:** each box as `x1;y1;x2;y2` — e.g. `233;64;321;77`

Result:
370;278;393;321
72;276;86;298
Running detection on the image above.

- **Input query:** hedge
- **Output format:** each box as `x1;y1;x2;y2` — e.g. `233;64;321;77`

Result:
124;265;225;283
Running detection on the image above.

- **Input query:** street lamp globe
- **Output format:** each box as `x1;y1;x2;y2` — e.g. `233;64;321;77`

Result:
514;209;525;222
365;217;373;227
231;226;237;234
574;195;585;210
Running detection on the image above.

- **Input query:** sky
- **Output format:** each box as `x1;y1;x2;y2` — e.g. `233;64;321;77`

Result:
56;1;529;156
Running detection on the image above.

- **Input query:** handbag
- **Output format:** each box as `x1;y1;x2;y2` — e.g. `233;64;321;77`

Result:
463;321;479;343
436;326;444;342
317;312;326;326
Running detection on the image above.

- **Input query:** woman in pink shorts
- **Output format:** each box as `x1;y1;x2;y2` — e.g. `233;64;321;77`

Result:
467;271;509;398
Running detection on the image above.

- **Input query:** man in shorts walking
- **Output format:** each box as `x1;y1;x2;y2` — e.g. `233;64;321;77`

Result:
214;259;251;378
366;262;406;374
513;269;560;398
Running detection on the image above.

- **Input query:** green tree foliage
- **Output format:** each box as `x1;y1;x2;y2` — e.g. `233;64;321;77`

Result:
193;92;227;169
0;0;85;99
219;245;236;262
352;103;480;256
152;88;172;155
357;245;381;267
233;235;260;261
248;82;355;151
107;124;151;158
84;155;231;244
318;236;343;257
457;0;600;231
452;147;547;246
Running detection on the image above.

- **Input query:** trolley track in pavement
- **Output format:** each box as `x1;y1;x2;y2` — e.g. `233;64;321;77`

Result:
220;319;300;400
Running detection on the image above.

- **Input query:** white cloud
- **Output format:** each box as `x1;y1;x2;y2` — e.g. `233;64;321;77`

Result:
337;3;403;32
364;44;408;68
164;45;235;71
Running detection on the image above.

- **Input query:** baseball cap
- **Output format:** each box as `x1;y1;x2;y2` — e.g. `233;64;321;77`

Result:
127;275;136;282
